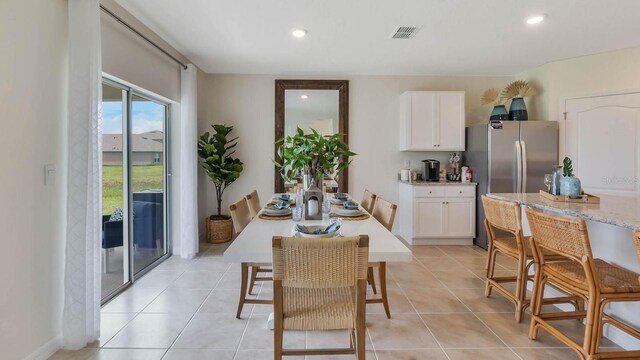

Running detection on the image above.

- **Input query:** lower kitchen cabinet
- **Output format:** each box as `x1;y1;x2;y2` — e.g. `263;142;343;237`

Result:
398;182;476;245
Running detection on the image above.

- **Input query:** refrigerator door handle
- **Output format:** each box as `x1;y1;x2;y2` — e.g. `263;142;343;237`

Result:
514;140;522;193
520;140;527;193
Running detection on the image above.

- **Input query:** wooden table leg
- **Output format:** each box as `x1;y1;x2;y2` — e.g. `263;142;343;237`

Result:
236;262;248;319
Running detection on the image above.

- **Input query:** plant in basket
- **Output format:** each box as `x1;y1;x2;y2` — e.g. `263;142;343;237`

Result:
198;124;243;243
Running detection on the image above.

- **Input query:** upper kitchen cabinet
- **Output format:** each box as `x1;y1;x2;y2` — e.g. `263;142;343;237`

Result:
399;91;465;151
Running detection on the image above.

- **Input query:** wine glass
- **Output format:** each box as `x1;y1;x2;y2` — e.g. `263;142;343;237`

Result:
544;174;553;192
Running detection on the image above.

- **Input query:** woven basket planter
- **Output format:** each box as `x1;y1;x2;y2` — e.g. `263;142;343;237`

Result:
205;216;233;244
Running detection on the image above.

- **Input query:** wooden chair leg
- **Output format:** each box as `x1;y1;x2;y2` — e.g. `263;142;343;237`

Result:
248;265;258;295
583;291;600;358
529;275;547;340
368;266;377;294
379;262;391;319
515;254;527;323
485;247;497;297
236;262;249;319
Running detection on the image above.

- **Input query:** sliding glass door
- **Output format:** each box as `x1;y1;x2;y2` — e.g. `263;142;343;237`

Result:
101;79;170;303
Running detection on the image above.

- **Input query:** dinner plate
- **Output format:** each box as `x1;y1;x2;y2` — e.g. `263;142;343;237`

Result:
334;208;364;217
262;208;292;216
330;198;347;205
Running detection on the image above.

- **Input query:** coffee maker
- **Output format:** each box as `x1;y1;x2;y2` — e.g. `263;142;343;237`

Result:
422;159;440;182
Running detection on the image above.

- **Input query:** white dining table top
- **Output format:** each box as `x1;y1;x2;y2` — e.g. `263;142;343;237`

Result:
223;194;412;263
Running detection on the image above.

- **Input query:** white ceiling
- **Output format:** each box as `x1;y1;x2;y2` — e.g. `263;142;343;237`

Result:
114;0;640;76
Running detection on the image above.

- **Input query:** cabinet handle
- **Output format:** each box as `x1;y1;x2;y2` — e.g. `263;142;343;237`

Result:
459;191;462;194
429;191;432;194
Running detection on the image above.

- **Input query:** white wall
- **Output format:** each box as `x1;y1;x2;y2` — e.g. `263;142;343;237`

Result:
0;0;68;359
197;74;512;234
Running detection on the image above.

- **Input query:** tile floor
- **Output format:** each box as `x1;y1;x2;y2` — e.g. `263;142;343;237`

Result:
51;243;621;360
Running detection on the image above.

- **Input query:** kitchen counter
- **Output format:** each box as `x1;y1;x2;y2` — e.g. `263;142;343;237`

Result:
486;192;640;350
399;180;477;186
487;192;640;230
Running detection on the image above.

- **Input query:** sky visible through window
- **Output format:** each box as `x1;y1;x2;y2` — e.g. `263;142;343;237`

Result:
102;100;164;134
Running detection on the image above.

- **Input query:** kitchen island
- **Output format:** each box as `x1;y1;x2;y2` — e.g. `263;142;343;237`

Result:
487;192;640;350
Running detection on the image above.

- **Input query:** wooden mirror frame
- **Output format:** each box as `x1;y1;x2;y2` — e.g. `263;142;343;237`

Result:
274;79;349;193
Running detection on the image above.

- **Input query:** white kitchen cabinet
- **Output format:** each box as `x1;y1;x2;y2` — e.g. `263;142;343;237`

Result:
399;91;465;151
398;182;476;245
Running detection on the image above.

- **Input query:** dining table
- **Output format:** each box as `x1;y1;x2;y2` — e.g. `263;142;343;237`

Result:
223;193;413;324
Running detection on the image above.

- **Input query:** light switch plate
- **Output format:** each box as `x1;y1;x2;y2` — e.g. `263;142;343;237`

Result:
45;164;55;185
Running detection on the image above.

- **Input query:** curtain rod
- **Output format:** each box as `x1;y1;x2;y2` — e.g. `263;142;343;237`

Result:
100;4;188;70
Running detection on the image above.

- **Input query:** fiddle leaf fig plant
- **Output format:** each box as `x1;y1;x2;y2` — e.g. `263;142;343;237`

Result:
274;127;356;184
563;156;574;177
198;124;244;218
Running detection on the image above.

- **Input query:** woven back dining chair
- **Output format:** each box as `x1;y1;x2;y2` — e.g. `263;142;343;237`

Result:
526;208;640;359
361;190;377;214
272;235;369;359
230;197;252;234
371;198;396;232
231;197;272;316
246;190;261;219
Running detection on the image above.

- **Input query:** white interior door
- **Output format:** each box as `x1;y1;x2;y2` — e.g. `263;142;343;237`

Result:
565;92;640;195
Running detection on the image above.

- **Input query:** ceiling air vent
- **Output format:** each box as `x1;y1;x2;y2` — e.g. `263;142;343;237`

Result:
391;26;421;39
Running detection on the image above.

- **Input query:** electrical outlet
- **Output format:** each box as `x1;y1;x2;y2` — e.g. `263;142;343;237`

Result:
45;164;56;185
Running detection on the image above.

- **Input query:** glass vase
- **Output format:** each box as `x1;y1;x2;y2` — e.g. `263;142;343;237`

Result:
489;105;509;120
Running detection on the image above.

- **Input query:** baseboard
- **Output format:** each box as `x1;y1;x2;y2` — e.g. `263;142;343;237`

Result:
408;238;474;246
23;335;61;360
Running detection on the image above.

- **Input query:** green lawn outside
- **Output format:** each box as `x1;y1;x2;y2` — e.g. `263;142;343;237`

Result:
102;165;164;215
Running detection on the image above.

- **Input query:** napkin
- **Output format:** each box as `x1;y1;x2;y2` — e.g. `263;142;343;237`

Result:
334;193;348;200
279;194;291;201
295;222;341;235
270;201;290;210
343;201;360;210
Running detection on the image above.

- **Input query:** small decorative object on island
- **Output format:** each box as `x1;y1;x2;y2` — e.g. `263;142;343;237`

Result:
550;165;563;195
559;156;582;196
274;127;355;194
501;80;537;121
303;182;323;220
481;88;508;120
198;124;244;243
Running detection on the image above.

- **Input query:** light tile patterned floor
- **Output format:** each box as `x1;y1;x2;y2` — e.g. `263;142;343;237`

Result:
50;243;621;360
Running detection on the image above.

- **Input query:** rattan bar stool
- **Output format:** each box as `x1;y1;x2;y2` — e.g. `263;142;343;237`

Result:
367;198;397;319
272;235;369;359
526;208;640;360
230;197;273;319
482;195;576;322
244;190;272;295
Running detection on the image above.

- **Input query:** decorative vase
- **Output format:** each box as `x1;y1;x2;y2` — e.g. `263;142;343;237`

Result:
509;97;528;121
550;166;563;195
560;176;582;196
302;170;312;190
489;105;509;120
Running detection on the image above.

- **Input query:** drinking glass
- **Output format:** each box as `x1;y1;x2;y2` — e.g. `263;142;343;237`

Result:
544;174;553;192
292;205;303;222
322;193;331;215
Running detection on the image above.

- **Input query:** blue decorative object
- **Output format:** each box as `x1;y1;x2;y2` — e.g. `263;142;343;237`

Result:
343;201;359;210
560;176;582;196
509;97;528;121
489;105;509;120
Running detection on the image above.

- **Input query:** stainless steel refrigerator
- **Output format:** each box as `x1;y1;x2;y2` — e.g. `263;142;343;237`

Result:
465;121;558;248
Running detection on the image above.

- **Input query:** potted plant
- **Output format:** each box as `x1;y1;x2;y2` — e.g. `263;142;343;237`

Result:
500;80;537;121
274;127;356;190
481;88;509;120
559;156;582;196
198;124;244;243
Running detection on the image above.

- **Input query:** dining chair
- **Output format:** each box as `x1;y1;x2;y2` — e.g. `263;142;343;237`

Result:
367;197;397;319
246;190;261;218
230;197;272;318
482;195;575;322
361;189;377;214
526;208;640;359
272;235;369;360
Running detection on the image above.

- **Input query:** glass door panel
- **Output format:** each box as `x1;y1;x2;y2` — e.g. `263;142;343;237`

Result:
101;82;130;300
131;94;167;275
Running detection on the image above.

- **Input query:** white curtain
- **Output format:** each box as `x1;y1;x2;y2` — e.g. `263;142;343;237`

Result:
179;64;199;258
63;0;102;350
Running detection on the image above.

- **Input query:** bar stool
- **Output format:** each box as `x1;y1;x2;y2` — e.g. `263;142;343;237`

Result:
230;197;272;318
526;208;640;360
482;195;576;322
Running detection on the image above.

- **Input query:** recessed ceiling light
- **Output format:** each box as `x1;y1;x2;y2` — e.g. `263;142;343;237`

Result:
526;15;545;25
300;95;309;99
292;29;308;38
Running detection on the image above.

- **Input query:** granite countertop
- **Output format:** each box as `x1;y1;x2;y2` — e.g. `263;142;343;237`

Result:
487;193;640;230
399;180;477;186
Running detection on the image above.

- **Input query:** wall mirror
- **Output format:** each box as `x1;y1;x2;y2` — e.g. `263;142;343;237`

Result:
275;79;349;193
